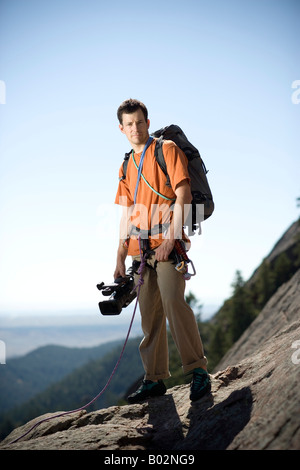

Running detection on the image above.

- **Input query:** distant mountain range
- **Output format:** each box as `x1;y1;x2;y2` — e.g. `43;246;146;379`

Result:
0;307;220;359
0;336;144;440
0;313;143;358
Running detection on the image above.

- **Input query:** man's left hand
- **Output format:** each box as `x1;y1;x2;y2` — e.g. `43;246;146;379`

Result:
155;239;175;262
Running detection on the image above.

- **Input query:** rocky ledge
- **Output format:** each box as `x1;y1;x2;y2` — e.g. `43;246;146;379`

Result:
1;270;300;451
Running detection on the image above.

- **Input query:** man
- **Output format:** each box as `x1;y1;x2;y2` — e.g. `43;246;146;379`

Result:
114;99;210;403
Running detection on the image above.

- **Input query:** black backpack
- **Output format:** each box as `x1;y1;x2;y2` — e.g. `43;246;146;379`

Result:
121;124;214;234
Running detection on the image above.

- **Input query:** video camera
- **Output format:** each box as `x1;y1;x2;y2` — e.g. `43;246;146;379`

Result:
96;261;140;315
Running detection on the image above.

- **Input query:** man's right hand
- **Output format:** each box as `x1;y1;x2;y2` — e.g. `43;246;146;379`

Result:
114;241;128;279
113;261;126;280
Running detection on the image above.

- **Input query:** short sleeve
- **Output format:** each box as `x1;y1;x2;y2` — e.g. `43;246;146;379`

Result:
162;141;190;191
114;164;134;206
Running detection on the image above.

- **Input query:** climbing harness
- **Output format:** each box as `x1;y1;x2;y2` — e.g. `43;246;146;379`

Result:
8;238;147;445
129;226;196;280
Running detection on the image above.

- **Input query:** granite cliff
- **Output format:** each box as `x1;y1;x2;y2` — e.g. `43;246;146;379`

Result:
1;267;300;451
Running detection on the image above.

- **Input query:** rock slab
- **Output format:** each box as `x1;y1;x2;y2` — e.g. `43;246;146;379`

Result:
1;271;300;451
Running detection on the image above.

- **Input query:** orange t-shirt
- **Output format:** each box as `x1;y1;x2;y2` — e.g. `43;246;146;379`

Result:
114;138;190;255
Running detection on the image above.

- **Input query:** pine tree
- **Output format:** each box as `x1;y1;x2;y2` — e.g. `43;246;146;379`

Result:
229;270;256;343
293;221;300;268
207;323;228;371
255;259;275;308
273;252;293;289
185;291;203;321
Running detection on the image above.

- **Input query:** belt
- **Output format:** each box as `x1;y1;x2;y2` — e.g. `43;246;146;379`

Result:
129;223;170;239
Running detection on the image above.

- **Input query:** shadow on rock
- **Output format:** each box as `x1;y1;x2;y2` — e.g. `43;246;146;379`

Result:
177;386;253;450
143;386;253;450
145;393;187;449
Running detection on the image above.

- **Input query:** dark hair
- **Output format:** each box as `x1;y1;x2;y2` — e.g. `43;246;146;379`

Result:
117;99;148;124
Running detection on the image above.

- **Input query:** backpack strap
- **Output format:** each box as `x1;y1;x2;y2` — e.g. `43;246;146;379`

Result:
131;151;175;201
121;141;172;189
154;137;171;187
120;151;131;181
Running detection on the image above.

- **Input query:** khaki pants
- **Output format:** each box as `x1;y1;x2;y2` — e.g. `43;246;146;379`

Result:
133;254;207;381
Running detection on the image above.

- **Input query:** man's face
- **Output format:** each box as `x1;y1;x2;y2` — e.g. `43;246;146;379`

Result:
119;109;150;150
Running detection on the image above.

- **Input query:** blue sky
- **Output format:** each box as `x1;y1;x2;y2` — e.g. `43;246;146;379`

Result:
0;0;299;320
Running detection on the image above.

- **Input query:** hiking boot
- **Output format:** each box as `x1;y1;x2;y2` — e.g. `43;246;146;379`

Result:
190;368;211;402
127;379;166;404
